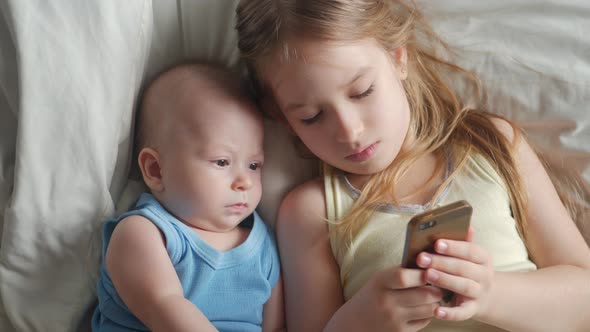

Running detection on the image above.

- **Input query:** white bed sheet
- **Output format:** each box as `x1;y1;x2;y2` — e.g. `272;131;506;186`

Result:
0;1;588;331
0;1;152;331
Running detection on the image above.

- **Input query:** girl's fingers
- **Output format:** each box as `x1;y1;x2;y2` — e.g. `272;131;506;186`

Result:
403;302;439;321
376;265;427;290
424;268;482;299
466;226;475;242
433;238;489;265
417;252;482;280
395;285;444;307
435;301;478;321
408;317;433;331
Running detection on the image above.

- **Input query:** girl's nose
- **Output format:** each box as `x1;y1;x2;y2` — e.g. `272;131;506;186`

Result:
335;108;364;143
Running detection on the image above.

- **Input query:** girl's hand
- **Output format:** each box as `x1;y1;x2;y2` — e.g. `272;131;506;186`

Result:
416;227;494;322
336;265;444;332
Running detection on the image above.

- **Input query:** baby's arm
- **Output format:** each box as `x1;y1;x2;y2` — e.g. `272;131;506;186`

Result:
106;215;217;332
262;275;285;332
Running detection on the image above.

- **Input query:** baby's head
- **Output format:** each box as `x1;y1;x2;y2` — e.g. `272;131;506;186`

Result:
136;63;264;232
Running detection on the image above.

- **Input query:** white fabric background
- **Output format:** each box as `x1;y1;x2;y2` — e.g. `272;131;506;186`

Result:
0;1;152;331
0;1;587;331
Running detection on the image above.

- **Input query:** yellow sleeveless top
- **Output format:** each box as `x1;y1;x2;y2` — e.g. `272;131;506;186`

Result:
324;152;536;331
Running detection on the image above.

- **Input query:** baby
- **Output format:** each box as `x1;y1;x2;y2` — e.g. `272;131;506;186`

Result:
92;63;284;332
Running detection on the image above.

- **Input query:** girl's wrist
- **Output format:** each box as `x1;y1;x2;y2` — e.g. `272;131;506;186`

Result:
473;271;503;324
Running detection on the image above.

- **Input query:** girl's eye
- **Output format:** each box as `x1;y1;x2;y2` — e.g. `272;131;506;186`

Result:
301;111;323;125
249;162;261;171
215;159;229;167
351;85;374;99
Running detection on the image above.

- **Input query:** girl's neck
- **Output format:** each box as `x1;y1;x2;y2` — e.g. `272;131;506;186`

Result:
346;151;446;206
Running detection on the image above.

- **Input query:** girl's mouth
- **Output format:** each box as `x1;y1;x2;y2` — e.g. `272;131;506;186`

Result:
346;143;378;162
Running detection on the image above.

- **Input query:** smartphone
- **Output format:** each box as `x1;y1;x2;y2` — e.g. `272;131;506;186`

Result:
401;200;472;268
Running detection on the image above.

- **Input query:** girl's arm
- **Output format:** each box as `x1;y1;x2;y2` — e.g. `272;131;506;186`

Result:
106;215;217;332
276;178;443;332
276;178;345;331
262;276;285;332
476;119;590;331
422;118;590;331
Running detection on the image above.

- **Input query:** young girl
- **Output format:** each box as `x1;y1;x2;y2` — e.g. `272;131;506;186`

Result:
236;1;590;331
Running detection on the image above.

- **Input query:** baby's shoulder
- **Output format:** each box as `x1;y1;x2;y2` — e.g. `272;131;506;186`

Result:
105;215;167;266
112;214;162;240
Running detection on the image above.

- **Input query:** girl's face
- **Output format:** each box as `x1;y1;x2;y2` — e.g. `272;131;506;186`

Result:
263;38;411;176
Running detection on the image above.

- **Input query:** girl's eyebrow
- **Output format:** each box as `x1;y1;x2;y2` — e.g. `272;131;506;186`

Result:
342;66;371;89
285;102;306;113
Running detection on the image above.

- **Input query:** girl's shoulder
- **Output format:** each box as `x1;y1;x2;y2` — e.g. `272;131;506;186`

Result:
280;177;326;219
276;177;328;237
489;115;518;144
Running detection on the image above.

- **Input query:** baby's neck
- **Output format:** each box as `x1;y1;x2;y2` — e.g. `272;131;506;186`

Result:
190;225;250;252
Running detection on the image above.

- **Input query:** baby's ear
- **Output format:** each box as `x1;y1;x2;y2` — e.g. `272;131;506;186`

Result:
391;46;408;80
138;147;164;192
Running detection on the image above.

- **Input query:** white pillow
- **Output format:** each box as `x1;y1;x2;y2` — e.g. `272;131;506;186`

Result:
0;2;152;331
424;0;590;240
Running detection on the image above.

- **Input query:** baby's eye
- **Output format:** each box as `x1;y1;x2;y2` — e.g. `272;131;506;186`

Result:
215;159;229;167
249;162;261;171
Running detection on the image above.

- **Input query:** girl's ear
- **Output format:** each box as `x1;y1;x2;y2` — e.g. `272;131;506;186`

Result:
391;46;408;80
138;147;164;192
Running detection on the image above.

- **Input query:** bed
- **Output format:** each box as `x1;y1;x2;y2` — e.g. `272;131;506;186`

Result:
0;1;588;331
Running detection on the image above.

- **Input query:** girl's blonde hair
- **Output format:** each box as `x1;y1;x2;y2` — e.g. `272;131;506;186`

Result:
236;0;533;255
